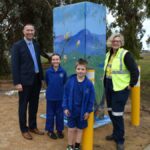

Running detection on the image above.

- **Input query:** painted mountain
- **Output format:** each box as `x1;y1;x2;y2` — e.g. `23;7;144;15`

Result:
53;2;106;107
54;29;105;56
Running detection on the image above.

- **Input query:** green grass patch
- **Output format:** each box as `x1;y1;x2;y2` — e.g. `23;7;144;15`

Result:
138;52;150;103
139;53;150;81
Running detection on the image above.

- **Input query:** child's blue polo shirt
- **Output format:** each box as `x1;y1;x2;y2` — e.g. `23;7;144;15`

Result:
45;66;67;101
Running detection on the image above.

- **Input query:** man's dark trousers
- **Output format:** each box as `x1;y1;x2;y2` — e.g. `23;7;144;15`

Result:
18;74;41;133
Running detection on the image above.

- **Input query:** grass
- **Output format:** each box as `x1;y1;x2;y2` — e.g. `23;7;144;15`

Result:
139;53;150;81
138;52;150;104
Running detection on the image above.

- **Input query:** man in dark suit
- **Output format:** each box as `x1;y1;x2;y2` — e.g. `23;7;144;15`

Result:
11;24;44;140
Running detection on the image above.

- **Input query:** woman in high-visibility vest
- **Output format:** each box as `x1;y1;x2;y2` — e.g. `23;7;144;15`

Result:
103;33;139;150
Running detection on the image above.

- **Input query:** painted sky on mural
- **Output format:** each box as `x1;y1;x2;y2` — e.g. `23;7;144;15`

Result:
53;2;106;37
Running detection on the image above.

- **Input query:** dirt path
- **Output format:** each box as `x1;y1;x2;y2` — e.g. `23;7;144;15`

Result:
0;94;149;150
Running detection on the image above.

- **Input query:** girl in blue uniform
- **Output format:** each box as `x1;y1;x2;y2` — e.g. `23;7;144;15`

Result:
45;53;67;139
63;59;95;150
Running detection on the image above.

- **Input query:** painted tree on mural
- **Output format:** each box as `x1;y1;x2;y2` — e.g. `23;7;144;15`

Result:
0;0;149;75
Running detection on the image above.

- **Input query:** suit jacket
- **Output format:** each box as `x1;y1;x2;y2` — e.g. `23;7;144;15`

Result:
11;39;43;86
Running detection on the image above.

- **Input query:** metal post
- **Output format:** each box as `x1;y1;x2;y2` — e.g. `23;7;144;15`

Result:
82;69;95;150
131;66;140;126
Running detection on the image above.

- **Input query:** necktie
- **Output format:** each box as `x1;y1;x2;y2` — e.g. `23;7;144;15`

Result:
28;42;39;73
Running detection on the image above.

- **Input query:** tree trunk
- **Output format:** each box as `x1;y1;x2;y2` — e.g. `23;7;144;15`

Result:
0;52;10;76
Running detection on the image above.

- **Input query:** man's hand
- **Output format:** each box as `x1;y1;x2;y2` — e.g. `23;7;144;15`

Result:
84;112;89;120
64;109;70;117
15;84;23;91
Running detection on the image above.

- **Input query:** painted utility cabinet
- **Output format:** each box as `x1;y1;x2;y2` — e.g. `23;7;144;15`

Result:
53;2;106;106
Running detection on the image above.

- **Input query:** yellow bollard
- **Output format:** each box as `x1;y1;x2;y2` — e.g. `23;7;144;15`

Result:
82;112;94;150
131;66;140;126
86;69;95;84
82;69;95;150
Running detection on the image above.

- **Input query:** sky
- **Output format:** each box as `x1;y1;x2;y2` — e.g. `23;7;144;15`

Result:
142;19;150;50
107;13;150;50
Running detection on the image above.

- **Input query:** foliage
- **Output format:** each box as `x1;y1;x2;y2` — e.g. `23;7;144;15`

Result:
145;0;150;17
106;0;146;58
0;0;149;75
0;0;52;75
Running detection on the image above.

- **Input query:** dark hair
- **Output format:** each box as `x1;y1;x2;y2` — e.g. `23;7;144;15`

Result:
75;58;88;68
51;53;61;60
23;23;35;30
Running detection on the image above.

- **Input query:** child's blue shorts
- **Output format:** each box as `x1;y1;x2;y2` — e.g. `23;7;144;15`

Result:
67;116;88;129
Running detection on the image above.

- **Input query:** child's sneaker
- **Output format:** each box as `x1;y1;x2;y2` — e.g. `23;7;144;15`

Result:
47;132;57;139
57;131;64;139
66;145;73;150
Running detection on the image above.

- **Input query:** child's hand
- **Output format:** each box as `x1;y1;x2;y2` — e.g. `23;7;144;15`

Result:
84;112;89;120
64;109;70;117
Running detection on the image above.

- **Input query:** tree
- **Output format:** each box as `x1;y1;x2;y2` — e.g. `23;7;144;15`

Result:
102;0;146;58
0;0;149;76
145;0;150;17
0;0;21;75
0;0;52;76
56;0;146;58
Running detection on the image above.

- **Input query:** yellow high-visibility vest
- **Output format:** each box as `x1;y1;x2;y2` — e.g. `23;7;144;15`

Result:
104;48;130;91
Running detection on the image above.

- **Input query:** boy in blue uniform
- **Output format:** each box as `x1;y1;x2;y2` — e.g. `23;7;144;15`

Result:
63;59;95;150
45;53;67;139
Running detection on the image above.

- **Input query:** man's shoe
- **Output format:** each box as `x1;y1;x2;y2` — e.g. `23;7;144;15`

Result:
117;144;124;150
22;132;32;140
47;132;57;139
29;128;44;135
57;132;64;139
105;134;115;141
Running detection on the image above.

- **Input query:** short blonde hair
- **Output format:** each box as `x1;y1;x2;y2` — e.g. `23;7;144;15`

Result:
107;33;124;48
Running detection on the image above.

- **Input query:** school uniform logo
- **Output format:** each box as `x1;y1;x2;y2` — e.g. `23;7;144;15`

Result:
59;73;64;78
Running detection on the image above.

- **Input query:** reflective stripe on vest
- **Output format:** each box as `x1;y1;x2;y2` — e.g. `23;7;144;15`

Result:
112;49;128;74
